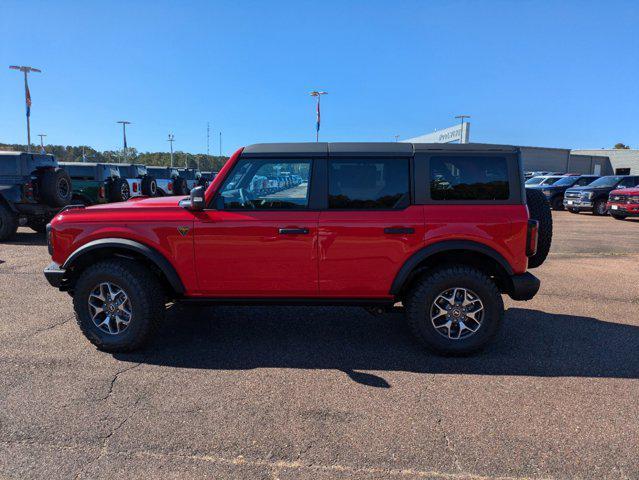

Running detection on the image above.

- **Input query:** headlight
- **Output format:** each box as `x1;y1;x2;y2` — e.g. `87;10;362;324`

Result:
629;196;639;203
581;191;594;199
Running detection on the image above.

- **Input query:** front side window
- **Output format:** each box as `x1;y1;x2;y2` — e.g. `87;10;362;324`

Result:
219;159;311;209
618;177;639;188
430;156;509;201
328;159;409;209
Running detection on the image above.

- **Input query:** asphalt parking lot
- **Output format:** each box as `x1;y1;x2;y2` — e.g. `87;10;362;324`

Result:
1;212;638;479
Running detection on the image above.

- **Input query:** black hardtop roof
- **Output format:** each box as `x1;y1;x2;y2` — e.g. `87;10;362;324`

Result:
242;142;518;157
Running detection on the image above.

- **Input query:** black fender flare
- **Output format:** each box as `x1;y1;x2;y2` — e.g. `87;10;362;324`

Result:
389;240;514;295
62;238;185;295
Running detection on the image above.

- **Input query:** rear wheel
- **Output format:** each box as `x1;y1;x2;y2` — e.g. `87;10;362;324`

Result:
593;199;608;216
0;203;19;241
73;259;164;352
526;189;552;268
404;265;504;356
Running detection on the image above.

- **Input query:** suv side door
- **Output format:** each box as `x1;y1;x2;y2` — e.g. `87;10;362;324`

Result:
193;156;320;297
318;154;425;297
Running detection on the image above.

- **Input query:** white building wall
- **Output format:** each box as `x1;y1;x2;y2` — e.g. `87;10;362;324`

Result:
572;150;639;174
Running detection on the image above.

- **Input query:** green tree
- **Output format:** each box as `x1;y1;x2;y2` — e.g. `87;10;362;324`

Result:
614;143;630;149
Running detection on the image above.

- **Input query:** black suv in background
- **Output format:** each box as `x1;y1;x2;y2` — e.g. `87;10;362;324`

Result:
564;175;639;215
527;175;599;210
0;151;72;240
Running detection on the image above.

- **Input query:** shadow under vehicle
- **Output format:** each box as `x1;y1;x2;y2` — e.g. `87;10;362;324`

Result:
0;151;72;240
59;162;131;205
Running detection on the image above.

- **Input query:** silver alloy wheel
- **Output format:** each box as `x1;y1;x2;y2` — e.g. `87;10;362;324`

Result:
430;287;484;340
58;177;71;200
88;282;132;335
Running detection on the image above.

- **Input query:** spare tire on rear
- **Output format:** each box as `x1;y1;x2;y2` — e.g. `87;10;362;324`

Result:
109;178;131;202
526;189;552;268
173;177;188;196
141;176;158;196
39;167;72;207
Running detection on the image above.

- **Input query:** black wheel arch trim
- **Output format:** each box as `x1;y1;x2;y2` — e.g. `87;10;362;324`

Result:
62;238;185;294
389;240;514;295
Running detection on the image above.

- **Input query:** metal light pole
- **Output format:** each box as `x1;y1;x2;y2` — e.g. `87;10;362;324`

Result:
168;133;175;167
38;134;47;153
9;65;41;153
309;91;327;142
219;131;222;157
117;121;131;163
394;135;400;142
454;115;471;144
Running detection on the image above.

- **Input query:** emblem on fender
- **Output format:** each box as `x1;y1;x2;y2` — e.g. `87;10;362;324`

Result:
177;226;190;236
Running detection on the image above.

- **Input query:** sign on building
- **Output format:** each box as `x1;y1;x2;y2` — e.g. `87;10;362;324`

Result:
403;123;470;144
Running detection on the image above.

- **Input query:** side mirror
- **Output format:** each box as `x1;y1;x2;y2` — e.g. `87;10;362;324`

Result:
179;186;205;211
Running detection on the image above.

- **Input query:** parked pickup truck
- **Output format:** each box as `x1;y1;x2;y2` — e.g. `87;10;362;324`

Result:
59;162;130;205
607;187;639;220
564;175;639;215
44;142;550;356
526;174;599;210
0;151;72;240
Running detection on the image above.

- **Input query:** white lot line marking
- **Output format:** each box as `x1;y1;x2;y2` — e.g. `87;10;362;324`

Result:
125;450;549;480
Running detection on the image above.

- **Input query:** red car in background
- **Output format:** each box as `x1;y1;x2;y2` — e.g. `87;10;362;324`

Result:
607;187;639;220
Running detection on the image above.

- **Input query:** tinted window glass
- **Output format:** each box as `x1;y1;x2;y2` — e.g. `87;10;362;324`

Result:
588;176;623;188
540;177;561;185
619;176;639;188
328;159;409;209
575;176;597;186
219;159;311;209
554;176;578;186
430;156;509;201
525;177;545;185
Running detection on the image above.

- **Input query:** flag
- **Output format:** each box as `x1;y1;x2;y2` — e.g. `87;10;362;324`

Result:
25;82;32;118
316;99;320;133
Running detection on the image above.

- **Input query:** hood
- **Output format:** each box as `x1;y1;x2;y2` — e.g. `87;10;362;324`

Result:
87;195;187;210
610;187;639;196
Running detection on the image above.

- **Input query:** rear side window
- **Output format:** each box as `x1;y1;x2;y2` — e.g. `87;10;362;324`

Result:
430;156;509;201
328;159;409;209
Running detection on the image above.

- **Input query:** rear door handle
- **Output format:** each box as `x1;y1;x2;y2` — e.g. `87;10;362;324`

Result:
279;228;309;235
384;227;415;234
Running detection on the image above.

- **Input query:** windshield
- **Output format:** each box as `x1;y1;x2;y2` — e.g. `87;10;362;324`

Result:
553;176;578;186
526;177;545;185
540;177;561;185
587;176;623;188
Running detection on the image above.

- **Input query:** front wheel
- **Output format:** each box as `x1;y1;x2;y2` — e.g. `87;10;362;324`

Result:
551;196;564;211
73;259;164;352
611;214;627;220
404;265;504;356
593;199;608;216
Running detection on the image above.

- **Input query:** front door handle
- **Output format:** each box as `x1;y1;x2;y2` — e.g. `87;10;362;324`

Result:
384;227;415;234
279;228;309;235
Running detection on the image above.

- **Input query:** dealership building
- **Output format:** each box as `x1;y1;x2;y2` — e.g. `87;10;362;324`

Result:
404;124;637;175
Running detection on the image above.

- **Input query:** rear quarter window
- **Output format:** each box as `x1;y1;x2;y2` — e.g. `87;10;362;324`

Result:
429;156;509;201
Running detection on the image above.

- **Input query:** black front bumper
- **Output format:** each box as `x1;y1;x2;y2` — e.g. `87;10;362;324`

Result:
507;272;540;301
44;262;66;289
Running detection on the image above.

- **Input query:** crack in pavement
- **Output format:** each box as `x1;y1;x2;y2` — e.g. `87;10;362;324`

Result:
100;362;143;401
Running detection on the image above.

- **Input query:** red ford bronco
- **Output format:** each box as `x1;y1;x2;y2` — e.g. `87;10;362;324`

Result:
44;143;551;355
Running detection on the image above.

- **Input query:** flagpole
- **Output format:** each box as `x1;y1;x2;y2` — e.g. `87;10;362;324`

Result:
309;91;327;143
9;65;41;153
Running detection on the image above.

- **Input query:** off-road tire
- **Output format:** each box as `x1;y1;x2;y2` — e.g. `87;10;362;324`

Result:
109;178;131;202
27;218;48;234
73;258;164;352
593;199;608;216
141;176;158;196
404;265;504;356
526;189;552;268
611;214;627;221
0;203;19;241
173;177;188;196
551;196;564;211
39;167;72;207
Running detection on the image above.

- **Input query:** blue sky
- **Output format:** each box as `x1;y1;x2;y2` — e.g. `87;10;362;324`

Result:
1;0;637;155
